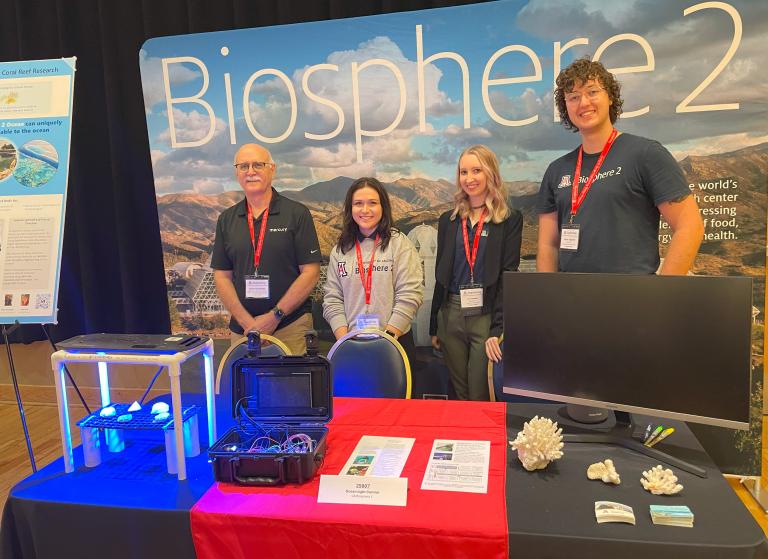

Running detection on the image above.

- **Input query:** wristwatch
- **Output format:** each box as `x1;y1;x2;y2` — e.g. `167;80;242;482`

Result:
272;306;285;320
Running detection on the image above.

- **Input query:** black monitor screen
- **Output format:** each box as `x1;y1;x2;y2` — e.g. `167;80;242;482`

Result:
502;273;752;429
256;374;312;408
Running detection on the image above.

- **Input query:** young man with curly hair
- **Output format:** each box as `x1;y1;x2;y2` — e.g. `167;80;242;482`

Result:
536;58;704;275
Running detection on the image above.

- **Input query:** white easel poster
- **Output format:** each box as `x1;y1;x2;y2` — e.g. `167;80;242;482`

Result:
0;57;76;324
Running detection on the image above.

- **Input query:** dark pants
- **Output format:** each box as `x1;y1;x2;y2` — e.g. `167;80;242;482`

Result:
396;329;416;365
437;296;491;401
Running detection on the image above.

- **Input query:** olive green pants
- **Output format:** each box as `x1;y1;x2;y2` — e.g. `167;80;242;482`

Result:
437;296;491;401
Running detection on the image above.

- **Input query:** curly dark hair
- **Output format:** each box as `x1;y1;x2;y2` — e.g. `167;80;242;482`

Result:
337;177;394;254
555;57;624;132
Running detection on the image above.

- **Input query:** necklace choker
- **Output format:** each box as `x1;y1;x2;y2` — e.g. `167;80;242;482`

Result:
471;204;485;209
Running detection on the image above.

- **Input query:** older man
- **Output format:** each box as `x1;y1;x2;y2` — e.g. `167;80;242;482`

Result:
212;143;321;354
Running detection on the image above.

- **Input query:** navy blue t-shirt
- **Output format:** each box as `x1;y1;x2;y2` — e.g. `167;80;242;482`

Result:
536;133;690;274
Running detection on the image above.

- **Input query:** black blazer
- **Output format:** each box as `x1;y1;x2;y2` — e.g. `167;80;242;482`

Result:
429;208;523;338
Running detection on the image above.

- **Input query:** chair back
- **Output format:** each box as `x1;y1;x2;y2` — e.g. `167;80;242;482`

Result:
327;329;411;398
488;334;504;402
214;334;290;432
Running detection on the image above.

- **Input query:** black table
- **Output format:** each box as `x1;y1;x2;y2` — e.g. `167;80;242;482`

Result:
506;403;768;559
2;400;766;559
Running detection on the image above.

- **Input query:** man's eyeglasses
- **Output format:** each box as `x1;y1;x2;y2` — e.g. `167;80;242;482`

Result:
234;161;273;172
564;87;605;105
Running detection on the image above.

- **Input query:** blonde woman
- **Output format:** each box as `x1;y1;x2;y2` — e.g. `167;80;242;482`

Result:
429;145;523;400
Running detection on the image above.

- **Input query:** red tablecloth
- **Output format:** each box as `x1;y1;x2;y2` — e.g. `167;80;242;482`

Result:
191;397;508;559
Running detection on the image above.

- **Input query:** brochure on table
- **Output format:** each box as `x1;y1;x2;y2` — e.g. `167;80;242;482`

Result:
339;435;415;477
421;439;491;493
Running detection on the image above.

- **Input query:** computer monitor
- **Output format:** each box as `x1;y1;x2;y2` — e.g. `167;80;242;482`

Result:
502;272;752;431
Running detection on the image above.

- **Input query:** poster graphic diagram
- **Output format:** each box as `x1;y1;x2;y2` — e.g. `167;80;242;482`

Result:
0;58;76;324
140;1;766;475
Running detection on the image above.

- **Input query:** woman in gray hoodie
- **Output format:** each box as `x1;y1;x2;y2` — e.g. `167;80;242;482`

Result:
323;177;423;351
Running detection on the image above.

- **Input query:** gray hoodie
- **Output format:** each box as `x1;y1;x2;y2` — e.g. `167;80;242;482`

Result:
323;230;423;334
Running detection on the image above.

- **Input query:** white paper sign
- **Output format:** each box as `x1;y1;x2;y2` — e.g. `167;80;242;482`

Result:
317;475;408;506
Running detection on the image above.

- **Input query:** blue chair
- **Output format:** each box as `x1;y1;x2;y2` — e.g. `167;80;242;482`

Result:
214;334;290;432
327;329;411;398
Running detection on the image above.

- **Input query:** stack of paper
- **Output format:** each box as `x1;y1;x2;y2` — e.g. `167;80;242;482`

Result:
650;505;694;527
594;501;636;525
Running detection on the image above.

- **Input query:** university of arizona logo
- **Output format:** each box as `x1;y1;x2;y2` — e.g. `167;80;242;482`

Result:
337;261;348;278
558;175;572;188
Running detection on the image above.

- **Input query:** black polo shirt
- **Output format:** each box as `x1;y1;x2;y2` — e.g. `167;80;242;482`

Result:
211;188;321;333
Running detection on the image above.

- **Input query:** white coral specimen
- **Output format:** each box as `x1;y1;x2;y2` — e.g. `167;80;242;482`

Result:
587;459;621;485
640;465;683;495
509;416;564;471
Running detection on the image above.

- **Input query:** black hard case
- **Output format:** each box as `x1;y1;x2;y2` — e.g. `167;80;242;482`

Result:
209;351;332;486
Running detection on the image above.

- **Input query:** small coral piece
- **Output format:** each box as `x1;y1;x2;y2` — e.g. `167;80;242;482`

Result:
509;416;564;471
640;465;683;495
587;459;621;485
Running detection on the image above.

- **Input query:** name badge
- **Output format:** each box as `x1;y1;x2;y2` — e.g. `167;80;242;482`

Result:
560;224;580;252
356;313;381;330
245;275;270;299
459;283;483;316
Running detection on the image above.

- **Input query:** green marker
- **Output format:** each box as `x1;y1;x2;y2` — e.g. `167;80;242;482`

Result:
647;427;675;448
644;425;664;446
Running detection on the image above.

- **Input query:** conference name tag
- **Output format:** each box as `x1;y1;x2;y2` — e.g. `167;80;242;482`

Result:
317;475;408;506
560;224;580;252
356;313;380;330
459;284;483;316
245;275;270;299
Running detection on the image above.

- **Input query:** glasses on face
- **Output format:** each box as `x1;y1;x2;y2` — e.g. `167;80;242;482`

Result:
565;87;605;105
234;161;273;172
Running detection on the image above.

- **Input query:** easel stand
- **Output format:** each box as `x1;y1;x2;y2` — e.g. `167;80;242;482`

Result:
2;321;36;472
2;322;94;475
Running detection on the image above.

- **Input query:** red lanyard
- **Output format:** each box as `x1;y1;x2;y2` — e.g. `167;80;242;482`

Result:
355;234;380;306
461;209;486;283
246;203;269;272
570;128;618;222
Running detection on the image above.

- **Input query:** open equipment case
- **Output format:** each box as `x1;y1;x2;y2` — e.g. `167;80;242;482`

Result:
209;331;332;486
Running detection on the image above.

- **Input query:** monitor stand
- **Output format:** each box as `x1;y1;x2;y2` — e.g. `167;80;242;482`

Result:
562;409;707;478
565;403;609;423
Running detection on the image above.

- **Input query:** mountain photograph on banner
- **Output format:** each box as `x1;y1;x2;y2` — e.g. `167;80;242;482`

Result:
141;0;767;474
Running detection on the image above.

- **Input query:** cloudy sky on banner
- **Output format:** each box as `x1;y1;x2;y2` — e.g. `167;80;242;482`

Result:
140;0;767;195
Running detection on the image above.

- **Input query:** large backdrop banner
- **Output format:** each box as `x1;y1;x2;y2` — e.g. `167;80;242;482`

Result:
140;0;767;475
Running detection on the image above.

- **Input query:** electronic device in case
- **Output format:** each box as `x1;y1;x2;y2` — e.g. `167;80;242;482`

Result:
209;330;331;486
